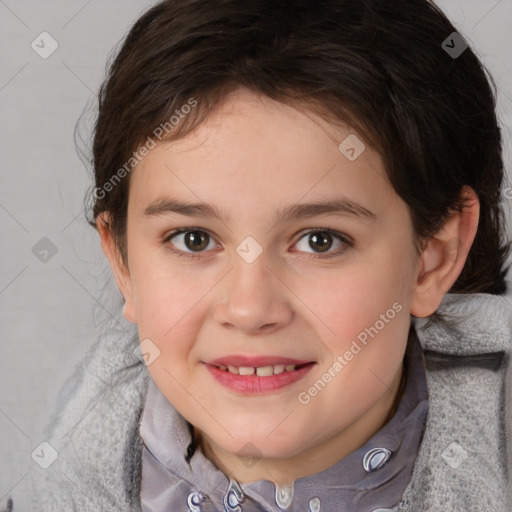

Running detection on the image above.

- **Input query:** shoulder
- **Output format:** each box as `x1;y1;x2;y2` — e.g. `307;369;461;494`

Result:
415;292;512;355
23;325;149;509
396;293;512;511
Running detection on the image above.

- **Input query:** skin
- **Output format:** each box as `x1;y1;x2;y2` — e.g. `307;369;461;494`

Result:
98;87;479;486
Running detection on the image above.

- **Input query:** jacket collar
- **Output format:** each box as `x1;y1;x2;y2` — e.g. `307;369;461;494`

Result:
413;292;512;354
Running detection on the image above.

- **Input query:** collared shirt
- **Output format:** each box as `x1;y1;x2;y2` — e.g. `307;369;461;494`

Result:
139;327;429;512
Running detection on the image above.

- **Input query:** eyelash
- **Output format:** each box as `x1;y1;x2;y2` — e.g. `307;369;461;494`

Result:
163;227;353;260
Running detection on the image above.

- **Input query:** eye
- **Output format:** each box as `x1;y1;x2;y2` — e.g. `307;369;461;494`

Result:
164;229;218;259
164;227;352;260
293;229;352;259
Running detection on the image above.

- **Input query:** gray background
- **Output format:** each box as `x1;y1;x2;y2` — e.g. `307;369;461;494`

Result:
1;0;511;504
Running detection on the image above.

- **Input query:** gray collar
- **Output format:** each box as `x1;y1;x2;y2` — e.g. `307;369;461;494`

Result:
139;327;428;512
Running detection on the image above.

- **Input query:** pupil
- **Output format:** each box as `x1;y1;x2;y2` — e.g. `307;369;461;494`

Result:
186;231;208;251
310;232;331;252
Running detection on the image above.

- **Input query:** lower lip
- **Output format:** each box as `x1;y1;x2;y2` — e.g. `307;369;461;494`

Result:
204;363;315;393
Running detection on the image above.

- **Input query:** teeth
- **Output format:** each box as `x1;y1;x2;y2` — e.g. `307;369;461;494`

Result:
227;365;239;375
219;363;298;375
256;366;273;377
273;364;285;374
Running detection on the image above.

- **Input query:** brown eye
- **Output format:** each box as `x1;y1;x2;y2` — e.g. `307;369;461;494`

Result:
294;229;352;259
183;230;210;251
308;231;333;253
165;229;217;257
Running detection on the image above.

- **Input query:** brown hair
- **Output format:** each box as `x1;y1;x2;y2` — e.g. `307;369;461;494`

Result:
85;0;510;294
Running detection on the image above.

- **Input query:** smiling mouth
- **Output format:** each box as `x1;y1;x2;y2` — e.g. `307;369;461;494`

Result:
211;362;312;376
204;361;316;393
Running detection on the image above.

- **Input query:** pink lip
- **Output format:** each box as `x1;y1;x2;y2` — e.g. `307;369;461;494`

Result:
205;355;313;367
204;360;316;394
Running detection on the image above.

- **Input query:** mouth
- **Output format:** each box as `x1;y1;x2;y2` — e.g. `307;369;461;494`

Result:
203;356;316;393
211;361;312;376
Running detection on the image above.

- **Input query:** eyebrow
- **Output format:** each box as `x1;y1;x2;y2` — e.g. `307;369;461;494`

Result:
143;197;377;224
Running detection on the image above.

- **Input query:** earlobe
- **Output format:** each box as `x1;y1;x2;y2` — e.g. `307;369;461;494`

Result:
96;212;138;324
410;186;480;318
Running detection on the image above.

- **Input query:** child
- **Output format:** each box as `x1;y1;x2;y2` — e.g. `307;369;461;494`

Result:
5;0;511;510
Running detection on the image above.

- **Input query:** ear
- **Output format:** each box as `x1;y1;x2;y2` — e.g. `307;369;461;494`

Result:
410;186;480;318
97;212;137;324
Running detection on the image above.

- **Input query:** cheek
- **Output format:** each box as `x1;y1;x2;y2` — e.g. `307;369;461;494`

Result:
131;259;208;348
291;251;412;407
133;269;210;398
296;255;410;346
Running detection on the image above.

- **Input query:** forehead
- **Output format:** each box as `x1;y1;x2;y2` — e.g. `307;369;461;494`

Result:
128;88;397;221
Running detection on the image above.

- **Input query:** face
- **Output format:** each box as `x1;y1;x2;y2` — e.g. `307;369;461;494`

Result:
103;88;440;482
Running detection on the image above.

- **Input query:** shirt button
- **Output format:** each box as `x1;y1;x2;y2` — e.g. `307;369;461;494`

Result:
224;479;244;511
362;447;392;472
275;484;294;510
227;491;239;508
309;496;321;511
186;491;205;512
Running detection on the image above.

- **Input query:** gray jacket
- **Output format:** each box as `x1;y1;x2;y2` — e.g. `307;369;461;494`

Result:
3;292;511;511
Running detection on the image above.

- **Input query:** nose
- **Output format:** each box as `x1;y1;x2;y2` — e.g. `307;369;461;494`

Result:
212;251;294;335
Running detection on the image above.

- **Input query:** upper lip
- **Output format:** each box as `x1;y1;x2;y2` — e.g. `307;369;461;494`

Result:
205;355;314;367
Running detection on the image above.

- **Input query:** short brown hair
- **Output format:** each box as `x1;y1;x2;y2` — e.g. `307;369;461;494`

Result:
85;0;510;294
